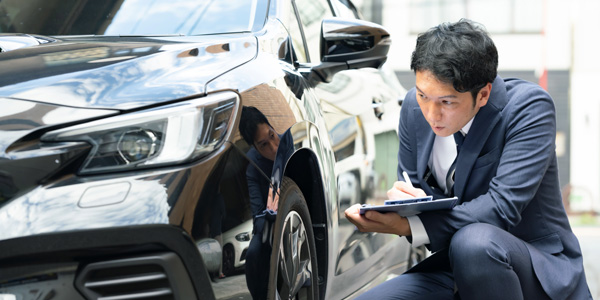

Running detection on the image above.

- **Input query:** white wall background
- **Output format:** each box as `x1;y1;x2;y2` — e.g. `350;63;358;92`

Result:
569;0;600;212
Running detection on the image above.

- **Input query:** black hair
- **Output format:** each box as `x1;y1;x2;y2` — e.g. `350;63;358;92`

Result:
239;106;272;146
410;19;498;100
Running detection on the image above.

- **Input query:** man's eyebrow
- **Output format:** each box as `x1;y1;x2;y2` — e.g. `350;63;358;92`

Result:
415;85;457;99
256;138;268;145
415;85;425;95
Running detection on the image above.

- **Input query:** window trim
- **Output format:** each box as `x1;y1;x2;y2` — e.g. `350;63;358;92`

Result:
291;0;312;63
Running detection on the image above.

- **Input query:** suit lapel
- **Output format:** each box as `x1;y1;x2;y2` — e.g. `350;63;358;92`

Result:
453;77;507;200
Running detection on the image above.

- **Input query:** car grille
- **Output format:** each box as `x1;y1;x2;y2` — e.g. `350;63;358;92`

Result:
75;252;194;300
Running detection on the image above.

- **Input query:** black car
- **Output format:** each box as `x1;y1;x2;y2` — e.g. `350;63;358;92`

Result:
0;0;420;299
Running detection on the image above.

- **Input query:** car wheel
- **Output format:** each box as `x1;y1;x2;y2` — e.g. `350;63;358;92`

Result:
268;177;319;300
407;245;429;269
222;244;235;276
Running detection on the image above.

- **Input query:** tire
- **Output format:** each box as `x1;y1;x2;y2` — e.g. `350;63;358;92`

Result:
267;177;319;300
222;244;235;276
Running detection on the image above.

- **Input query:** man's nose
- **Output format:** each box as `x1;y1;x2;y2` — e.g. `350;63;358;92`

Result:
269;141;279;153
426;103;442;122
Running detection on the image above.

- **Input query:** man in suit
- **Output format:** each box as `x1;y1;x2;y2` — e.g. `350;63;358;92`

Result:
240;106;280;217
345;19;591;299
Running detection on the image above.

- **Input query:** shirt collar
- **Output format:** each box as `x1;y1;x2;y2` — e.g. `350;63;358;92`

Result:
460;117;474;135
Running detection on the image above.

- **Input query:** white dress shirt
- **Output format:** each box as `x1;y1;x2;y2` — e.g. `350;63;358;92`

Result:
406;118;474;247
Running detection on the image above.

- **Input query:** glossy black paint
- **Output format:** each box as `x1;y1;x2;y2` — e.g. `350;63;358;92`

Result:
0;35;257;109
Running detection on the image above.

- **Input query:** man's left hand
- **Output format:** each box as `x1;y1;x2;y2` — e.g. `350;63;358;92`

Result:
344;204;411;236
267;187;279;211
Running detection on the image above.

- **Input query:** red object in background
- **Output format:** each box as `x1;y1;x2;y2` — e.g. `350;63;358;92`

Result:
539;69;548;91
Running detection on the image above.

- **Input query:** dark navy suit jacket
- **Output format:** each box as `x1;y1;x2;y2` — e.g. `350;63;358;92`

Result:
398;76;590;299
246;147;273;219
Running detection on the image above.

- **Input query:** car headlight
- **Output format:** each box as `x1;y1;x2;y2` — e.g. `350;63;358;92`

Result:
235;232;250;242
42;91;239;174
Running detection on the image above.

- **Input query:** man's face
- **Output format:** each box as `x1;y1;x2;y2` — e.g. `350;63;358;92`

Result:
254;123;280;161
415;70;491;137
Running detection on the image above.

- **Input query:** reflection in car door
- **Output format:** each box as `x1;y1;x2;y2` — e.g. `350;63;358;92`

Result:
295;0;411;291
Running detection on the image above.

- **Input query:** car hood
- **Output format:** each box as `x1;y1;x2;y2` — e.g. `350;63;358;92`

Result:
0;34;257;110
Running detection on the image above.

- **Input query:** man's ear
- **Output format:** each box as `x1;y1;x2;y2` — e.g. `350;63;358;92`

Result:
477;82;492;107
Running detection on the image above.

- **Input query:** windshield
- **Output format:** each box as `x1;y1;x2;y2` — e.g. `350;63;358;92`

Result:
0;0;264;36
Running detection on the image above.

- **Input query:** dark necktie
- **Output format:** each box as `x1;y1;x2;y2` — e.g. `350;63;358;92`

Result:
445;132;465;196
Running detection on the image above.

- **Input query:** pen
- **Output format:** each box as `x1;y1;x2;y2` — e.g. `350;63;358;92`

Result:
402;171;413;188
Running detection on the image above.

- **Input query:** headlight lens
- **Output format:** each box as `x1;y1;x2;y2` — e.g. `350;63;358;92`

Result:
235;232;250;242
42;91;239;174
118;129;159;163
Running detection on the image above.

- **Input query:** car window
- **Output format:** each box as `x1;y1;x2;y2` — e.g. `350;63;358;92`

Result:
294;0;333;62
0;0;266;36
282;1;308;64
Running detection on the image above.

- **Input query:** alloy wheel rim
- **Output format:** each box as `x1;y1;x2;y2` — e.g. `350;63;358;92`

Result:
276;211;313;299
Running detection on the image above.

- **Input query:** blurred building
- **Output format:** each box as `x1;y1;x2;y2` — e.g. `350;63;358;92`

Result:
354;0;600;213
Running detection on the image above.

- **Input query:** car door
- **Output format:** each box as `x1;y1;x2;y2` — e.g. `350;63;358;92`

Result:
294;0;412;295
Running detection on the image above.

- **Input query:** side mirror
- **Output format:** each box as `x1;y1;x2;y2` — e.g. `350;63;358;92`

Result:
304;17;391;83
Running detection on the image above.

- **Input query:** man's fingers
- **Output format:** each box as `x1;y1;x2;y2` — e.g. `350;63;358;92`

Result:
364;210;381;222
387;187;410;200
344;204;364;227
391;181;427;198
272;197;279;211
267;187;274;210
273;189;280;211
266;187;280;211
344;204;360;217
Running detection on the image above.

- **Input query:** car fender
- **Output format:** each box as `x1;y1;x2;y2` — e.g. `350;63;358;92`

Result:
276;120;338;293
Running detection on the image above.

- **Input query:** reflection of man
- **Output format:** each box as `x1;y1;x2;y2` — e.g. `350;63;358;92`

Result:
239;106;280;299
345;19;591;299
240;106;280;215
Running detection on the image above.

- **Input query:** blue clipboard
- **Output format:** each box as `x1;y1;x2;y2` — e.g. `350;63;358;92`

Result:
359;197;458;216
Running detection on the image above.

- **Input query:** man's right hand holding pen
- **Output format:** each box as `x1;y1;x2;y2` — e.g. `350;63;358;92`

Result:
386;171;428;200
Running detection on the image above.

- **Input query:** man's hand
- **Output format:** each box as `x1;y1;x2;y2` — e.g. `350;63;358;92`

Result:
267;187;279;211
387;180;427;200
344;180;428;236
344;204;411;236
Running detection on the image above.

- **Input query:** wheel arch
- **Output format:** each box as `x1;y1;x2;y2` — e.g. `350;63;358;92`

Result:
222;243;235;275
283;148;329;298
223;242;234;255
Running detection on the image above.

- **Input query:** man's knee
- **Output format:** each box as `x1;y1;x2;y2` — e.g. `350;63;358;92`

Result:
449;223;503;271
